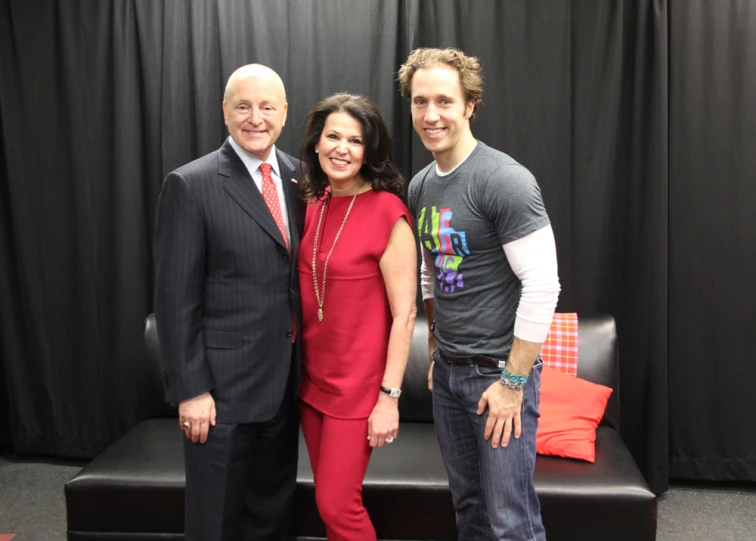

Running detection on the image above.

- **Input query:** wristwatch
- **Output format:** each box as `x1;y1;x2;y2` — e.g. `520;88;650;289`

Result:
380;386;402;398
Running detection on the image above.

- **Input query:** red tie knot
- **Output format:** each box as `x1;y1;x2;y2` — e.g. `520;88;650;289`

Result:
260;163;272;177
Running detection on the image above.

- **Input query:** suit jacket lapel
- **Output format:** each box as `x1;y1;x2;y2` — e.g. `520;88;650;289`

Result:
219;141;287;250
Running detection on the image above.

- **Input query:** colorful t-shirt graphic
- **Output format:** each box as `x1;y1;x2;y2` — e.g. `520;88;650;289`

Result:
417;206;470;293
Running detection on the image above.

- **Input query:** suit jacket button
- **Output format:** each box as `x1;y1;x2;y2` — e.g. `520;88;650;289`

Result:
286;330;293;337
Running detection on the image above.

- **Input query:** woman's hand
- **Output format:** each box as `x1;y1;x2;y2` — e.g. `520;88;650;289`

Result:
367;392;399;448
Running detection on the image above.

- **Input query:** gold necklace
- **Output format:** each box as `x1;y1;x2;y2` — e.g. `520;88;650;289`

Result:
311;185;361;322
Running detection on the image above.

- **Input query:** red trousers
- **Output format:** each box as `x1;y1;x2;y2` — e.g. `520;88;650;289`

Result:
299;400;377;541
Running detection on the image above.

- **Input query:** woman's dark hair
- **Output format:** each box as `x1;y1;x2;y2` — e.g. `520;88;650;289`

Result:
300;93;404;200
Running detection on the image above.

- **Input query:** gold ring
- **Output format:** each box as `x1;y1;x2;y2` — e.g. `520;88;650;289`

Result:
183;421;191;429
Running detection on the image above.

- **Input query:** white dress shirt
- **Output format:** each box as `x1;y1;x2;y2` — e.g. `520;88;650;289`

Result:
227;136;291;245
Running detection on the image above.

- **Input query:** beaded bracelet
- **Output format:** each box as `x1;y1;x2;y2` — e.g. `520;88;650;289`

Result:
500;369;528;392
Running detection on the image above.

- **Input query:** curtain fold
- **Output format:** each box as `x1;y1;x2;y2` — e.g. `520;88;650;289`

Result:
0;0;163;457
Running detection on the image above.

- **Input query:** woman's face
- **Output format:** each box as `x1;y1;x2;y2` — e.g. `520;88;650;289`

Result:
315;112;365;189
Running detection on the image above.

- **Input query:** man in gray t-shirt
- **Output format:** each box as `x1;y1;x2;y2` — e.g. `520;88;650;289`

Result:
399;48;560;541
410;141;551;360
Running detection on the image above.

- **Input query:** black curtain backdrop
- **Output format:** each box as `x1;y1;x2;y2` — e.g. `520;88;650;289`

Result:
0;0;753;494
668;1;756;481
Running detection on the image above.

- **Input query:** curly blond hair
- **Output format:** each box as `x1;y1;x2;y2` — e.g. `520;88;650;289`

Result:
397;48;483;119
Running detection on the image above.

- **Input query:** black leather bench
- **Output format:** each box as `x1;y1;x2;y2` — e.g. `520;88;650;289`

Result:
65;314;657;540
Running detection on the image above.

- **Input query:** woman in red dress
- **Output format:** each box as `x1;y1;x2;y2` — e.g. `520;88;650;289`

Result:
297;94;417;540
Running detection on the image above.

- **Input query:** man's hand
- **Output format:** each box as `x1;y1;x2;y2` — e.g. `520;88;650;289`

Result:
368;393;399;448
477;382;523;448
179;392;217;444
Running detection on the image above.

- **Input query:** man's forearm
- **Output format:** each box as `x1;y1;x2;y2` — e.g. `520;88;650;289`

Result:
504;336;542;376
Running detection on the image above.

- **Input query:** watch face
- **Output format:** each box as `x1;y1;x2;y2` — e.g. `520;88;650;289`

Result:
390;388;401;398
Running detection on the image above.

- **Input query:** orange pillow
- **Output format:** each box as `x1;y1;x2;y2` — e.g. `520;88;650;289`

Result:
536;365;613;463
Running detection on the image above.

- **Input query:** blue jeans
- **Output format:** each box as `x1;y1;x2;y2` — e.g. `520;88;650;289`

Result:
432;350;546;541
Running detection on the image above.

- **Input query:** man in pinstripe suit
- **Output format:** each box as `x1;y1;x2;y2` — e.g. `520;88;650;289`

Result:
154;64;306;541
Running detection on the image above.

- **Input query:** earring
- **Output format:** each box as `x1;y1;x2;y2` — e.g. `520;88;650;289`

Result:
315;149;319;153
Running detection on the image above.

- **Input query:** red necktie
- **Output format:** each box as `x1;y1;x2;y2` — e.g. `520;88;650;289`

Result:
260;163;290;252
259;163;296;342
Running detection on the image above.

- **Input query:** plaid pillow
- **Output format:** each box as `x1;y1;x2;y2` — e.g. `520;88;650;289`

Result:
540;313;578;376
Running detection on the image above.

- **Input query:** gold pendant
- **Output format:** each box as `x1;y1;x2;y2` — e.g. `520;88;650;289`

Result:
318;308;323;322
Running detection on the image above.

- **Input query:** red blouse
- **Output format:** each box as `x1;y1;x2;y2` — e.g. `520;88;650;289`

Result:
297;189;411;419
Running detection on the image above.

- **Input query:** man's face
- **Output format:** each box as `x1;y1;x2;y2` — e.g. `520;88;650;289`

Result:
409;64;475;158
223;75;288;161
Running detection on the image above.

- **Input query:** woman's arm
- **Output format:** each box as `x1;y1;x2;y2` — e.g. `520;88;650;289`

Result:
367;217;418;447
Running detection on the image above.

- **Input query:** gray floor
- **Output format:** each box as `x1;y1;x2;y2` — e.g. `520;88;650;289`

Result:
656;482;756;540
0;455;84;541
1;453;755;540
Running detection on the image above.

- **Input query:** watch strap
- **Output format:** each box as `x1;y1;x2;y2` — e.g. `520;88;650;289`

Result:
380;386;401;398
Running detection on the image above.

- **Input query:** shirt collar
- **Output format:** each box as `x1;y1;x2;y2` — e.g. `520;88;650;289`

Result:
227;136;281;177
435;141;478;177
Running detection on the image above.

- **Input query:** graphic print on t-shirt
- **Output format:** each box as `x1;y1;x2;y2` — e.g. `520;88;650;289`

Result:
418;206;470;293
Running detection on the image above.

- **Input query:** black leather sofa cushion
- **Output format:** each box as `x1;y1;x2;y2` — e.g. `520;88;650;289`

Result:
66;313;656;540
536;427;657;541
66;419;185;536
575;315;620;432
67;422;655;541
